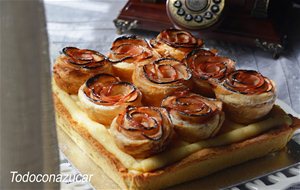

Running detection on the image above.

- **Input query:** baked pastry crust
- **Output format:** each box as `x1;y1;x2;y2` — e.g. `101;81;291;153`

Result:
184;49;236;97
132;58;192;106
214;70;276;124
78;74;142;126
110;106;174;158
108;35;160;82
150;29;203;61
161;90;225;142
54;90;300;190
52;40;298;190
53;47;112;94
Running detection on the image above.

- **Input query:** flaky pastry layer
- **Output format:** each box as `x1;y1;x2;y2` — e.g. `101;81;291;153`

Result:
53;80;300;190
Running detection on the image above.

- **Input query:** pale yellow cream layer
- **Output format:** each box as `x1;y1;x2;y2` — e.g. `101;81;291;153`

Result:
52;80;291;172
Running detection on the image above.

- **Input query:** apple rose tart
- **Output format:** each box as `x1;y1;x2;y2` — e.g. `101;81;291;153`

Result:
150;29;203;61
78;74;142;126
132;58;192;106
110;106;174;158
108;35;160;82
214;70;276;124
162;90;224;142
185;49;236;97
53;47;112;94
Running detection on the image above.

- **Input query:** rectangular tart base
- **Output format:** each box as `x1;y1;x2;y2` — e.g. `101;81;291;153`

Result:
54;93;300;190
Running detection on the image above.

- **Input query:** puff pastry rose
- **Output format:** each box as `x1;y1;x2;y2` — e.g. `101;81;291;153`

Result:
214;70;276;124
162;90;224;142
53;47;112;94
78;74;142;126
108;35;160;82
110;106;174;158
132;58;192;106
150;29;203;61
184;49;236;97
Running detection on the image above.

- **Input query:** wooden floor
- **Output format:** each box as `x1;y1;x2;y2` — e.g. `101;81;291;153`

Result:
44;0;300;113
